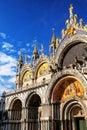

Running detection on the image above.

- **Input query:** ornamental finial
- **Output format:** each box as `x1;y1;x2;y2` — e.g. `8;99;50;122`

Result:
73;14;77;26
79;18;83;28
69;4;73;24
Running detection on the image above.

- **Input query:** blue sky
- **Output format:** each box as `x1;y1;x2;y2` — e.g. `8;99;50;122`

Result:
0;0;87;95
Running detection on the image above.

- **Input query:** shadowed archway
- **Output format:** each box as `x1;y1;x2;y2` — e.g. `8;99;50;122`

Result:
27;93;41;130
10;99;22;130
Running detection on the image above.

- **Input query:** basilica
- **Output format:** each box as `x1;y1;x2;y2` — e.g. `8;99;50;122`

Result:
0;4;87;130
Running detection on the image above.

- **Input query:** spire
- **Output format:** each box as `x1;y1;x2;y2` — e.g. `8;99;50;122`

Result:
51;28;56;44
50;28;56;56
18;51;23;63
17;50;24;71
32;44;39;61
41;44;44;55
50;28;56;48
69;4;74;24
17;50;23;66
25;53;28;63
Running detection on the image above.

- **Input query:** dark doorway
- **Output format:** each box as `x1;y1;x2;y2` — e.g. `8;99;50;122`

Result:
28;94;41;130
75;118;87;130
10;99;22;130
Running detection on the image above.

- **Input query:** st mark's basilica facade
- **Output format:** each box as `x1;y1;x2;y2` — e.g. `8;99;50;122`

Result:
0;4;87;130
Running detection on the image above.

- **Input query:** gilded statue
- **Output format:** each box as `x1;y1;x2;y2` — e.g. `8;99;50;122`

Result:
79;18;83;28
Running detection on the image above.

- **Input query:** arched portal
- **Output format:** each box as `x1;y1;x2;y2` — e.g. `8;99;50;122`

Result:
27;93;41;130
62;100;86;130
10;99;22;130
51;77;86;130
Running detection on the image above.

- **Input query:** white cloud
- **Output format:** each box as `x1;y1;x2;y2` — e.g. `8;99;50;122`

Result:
27;55;31;59
8;49;16;53
0;52;17;95
0;84;14;96
26;43;30;47
0;64;16;76
0;52;17;76
2;42;14;51
0;52;16;64
0;32;6;39
8;77;16;83
0;76;15;96
0;76;4;82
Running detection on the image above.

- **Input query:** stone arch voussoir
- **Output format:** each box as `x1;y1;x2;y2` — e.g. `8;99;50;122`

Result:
46;69;87;104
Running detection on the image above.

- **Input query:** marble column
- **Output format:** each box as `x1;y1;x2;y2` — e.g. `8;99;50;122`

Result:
41;104;52;130
21;107;27;130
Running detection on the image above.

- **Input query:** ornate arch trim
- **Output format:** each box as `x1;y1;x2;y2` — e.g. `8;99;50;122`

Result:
46;69;87;103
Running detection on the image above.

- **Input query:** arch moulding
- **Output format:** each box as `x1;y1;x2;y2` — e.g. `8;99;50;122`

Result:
46;69;87;104
55;33;87;67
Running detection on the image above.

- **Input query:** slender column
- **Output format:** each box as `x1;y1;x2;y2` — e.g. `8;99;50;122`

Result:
68;119;72;130
61;120;63;130
52;104;54;130
7;109;12;130
72;118;75;130
21;107;26;130
26;108;28;130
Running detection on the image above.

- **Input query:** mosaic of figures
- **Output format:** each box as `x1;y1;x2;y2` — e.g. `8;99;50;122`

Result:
23;70;32;82
37;62;50;77
53;79;84;101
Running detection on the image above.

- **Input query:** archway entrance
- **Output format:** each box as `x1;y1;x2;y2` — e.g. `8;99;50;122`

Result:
63;101;87;130
10;99;22;130
51;77;86;130
28;94;41;130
